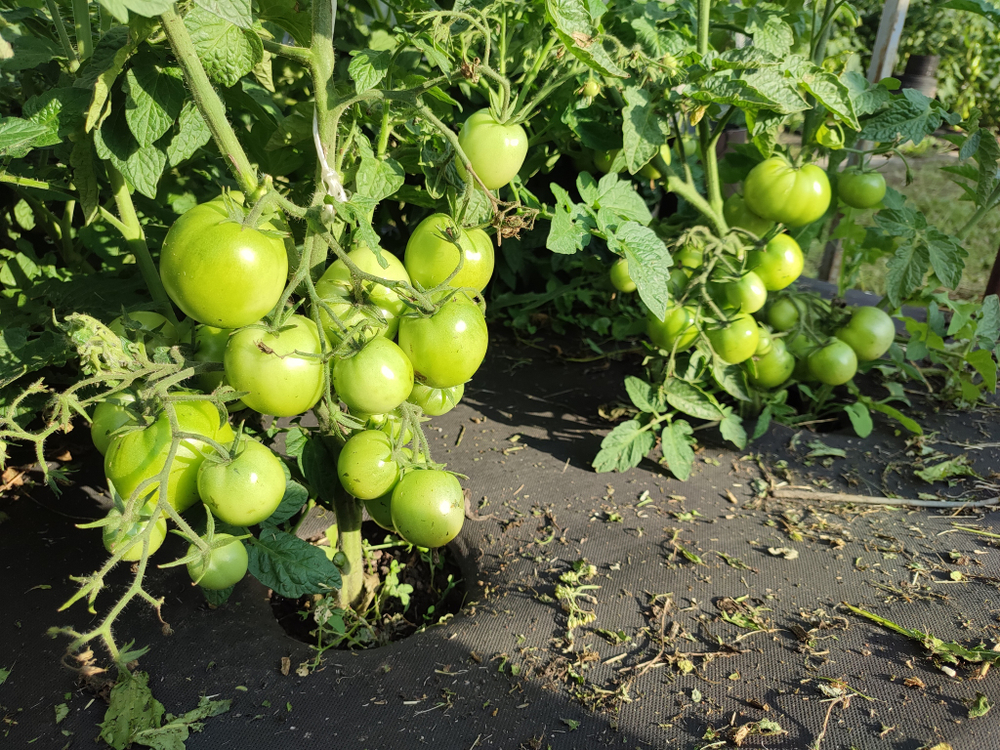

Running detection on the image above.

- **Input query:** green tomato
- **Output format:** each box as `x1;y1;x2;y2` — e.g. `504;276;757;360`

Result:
159;201;288;328
835;306;895;361
755;324;773;356
365;492;396;532
749;234;804;291
610;257;637;293
718;271;768;314
638;144;672;179
224;315;326;417
593;149;622;174
91;392;138;456
315;245;411;319
333;337;414;415
390;469;465;548
707;313;760;364
109;311;178;354
397;294;488;388
407;382;464;417
766;297;801;331
102;506;168;561
723;193;775;237
315;290;396;345
647;305;699;352
457;109;528;190
354;409;414;445
674;245;704;273
838;168;886;209
807;339;858;385
668;267;690;297
582;79;601;98
105;399;233;512
746;338;795;389
403;214;495;292
197;437;287;526
186;534;249;590
743;157;831;227
337;430;400;501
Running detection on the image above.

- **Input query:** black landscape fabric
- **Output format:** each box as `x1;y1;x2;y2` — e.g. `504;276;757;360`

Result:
3;334;1000;750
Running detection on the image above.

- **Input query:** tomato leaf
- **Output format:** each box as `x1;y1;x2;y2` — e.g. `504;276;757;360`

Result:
976;295;1000;349
659;420;695;481
621;85;669;175
623;375;663;413
199;584;234;606
858;88;960;146
544;0;629;79
195;0;252;29
615;222;672;320
184;5;263;88
844;402;873;438
592;419;654;473
99;670;164;750
124;59;185;148
166;100;212;168
248;528;342;598
546;184;595;255
712;358;752;402
719;410;747;450
941;0;1000;26
263;471;309;527
356;156;405;203
966;349;998;393
348;49;392;94
664;380;727;421
0;117;50;158
751;404;772;441
865;399;923;435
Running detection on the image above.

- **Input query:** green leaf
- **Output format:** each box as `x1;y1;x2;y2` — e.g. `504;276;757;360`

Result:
166;100;212;167
262;470;308;526
719;411;747;450
915;455;979;484
942;0;1000;25
925;228;967;289
624;375;662;413
122;141;168;199
547;184;594;255
247;528;342;598
195;0;252;29
844;402;873;437
79;27;141;134
664;380;727;421
23;88;91;147
584;173;652;223
621;86;668;175
185;5;263;87
660;420;695;481
800;69;860;130
751;404;772;441
866;400;923;435
348;49;392;94
125;61;186;148
842;71;892;116
859;89;957;145
545;0;629;78
0;32;59;71
131;694;232;750
257;0;312;45
884;238;929;307
977;295;1000;349
100;670;165;750
0;667;9;686
969;693;992;719
0;117;50;158
300;435;341;502
71;138;101;225
616;222;671;320
355;156;405;202
200;585;234;606
743;6;794;56
592;419;654;473
712;359;751;402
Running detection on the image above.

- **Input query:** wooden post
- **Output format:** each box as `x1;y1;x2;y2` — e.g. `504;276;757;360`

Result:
818;0;911;284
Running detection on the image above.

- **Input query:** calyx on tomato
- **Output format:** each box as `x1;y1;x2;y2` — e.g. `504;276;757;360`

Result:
743;157;831;227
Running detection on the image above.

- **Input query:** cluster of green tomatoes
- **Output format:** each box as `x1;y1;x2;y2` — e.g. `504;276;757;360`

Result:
612;154;894;390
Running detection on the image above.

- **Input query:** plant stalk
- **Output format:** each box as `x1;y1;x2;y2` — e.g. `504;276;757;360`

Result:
160;7;258;194
331;473;364;607
72;0;92;62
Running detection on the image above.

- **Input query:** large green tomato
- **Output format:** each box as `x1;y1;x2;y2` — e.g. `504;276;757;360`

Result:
102;505;168;561
397;294;488;388
835;306;895;361
159;201;288;329
407;382;464;417
105;399;234;512
186;534;248;590
647;305;698;352
755;323;773;356
457;109;528;190
197;437;286;526
838;168;886;209
404;214;495;292
749;234;804;291
365;492;395;532
723;193;775;237
316;245;411;318
91;392;138;456
315;290;396;345
743;157;831;227
766;297;800;331
333;337;414;414
337;430;399;500
717;271;767;314
707;313;760;364
807;339;858;385
224;315;326;417
390;469;465;548
746;338;795;388
609;257;637;293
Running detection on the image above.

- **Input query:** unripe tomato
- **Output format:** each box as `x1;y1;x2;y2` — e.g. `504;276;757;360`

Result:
397;294;488;388
593;149;622;174
403;214;495;292
674;245;704;273
755;324;773;356
668;267;690;296
647;305;699;351
365;492;395;532
610;257;637;293
91;392;138;456
337;430;400;501
225;315;326;418
105;399;234;512
723;193;774;237
186;534;248;590
749;234;804;291
838;168;886;209
807;339;858;385
835;306;895;361
457;109;528;190
198;437;287;526
354;409;414;445
316;291;396;345
582;79;601;98
316;245;412;320
706;313;760;364
333;337;414;414
718;271;767;314
746;338;795;388
159;201;288;329
390;469;465;548
638;144;672;179
766;297;800;331
102;506;168;561
744;157;831;227
407;382;464;417
109;311;179;352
